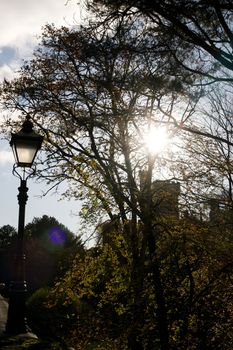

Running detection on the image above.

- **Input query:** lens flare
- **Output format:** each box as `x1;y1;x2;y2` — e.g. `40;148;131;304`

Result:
48;227;66;245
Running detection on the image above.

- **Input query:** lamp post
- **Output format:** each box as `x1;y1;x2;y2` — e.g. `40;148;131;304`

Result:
5;116;43;336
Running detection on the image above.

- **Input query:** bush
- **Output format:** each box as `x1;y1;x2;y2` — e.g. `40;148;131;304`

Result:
27;287;77;344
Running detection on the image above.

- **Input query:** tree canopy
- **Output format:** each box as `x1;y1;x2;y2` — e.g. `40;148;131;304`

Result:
0;8;233;349
0;21;197;224
89;0;233;82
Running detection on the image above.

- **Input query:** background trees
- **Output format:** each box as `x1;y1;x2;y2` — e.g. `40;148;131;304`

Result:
0;225;17;290
0;224;17;247
166;84;233;223
25;215;84;290
0;215;83;293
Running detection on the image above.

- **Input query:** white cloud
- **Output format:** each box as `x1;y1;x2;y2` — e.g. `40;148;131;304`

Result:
0;0;80;47
0;0;81;81
0;150;13;164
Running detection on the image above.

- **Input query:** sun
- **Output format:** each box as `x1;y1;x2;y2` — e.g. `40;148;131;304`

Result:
144;126;169;154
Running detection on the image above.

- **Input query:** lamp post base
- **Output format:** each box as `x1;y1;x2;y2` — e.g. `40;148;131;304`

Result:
5;281;31;336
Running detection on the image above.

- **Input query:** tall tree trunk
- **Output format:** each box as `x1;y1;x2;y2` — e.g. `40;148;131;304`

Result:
127;223;145;350
141;151;170;350
148;229;170;350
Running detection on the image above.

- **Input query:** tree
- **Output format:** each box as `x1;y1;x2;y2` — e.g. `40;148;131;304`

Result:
89;0;233;82
84;0;233;153
49;214;233;349
24;215;84;290
165;83;233;224
0;17;232;349
0;224;17;247
25;215;77;244
0;217;83;293
0;21;196;349
51;233;131;348
0;225;17;288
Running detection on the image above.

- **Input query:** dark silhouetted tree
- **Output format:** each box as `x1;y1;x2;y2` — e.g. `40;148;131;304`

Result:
25;215;84;290
0;225;17;288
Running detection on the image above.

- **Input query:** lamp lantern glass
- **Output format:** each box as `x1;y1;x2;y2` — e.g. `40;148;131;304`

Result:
10;118;43;167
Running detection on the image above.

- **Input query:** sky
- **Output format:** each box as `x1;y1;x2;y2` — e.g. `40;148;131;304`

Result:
0;0;85;235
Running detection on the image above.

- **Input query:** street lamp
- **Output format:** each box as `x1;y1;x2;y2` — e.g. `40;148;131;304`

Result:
5;116;43;336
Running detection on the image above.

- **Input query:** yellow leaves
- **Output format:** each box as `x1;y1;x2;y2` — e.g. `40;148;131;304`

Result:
50;237;131;318
115;303;127;316
88;158;98;169
170;320;183;341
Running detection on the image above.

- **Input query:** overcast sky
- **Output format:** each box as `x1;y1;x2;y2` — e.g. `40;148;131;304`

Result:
0;0;85;235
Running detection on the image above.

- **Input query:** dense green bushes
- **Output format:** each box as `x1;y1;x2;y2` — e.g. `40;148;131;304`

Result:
28;219;233;349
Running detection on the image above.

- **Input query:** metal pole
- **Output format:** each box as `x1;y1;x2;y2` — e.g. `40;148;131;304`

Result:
5;178;30;335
